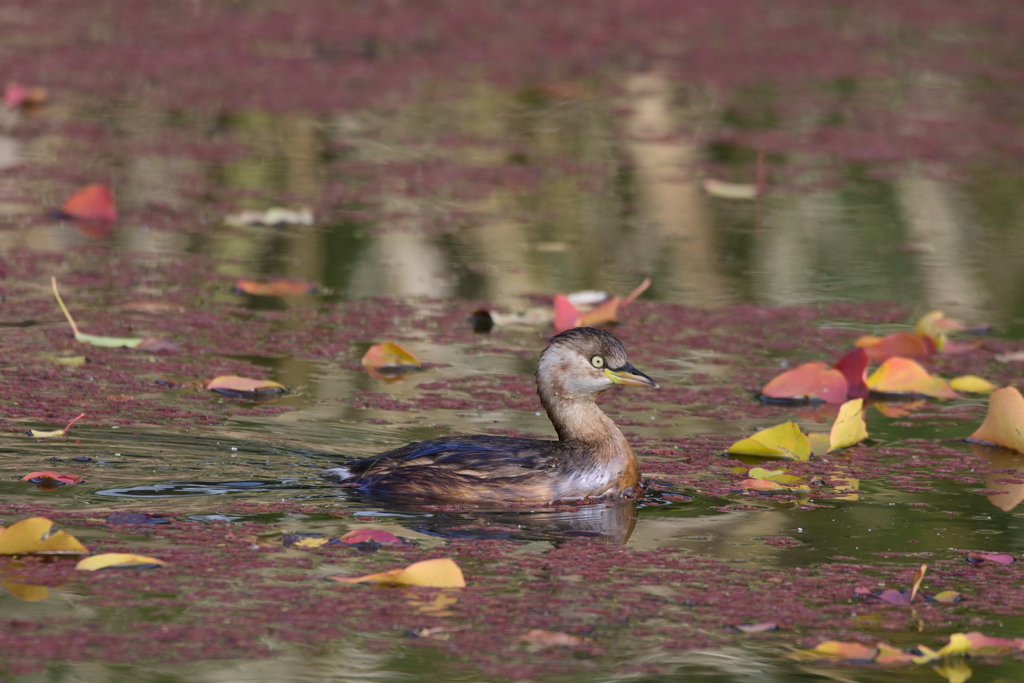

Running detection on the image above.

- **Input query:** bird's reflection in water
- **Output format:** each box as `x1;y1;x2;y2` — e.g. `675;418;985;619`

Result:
351;493;638;544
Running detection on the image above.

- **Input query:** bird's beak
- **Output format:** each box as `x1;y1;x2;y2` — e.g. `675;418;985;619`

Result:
604;363;658;389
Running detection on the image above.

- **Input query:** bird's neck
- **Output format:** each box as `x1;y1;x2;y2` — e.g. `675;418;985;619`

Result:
540;391;635;461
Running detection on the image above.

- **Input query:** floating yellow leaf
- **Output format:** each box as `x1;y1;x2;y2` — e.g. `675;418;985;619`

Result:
866;357;958;398
292;537;331;549
747;467;805;486
328;557;465;588
949;375;997;395
28;428;67;438
1;581;49;602
52;277;144;348
0;517;88;556
76;553;167;570
910;563;927;603
968;386;1024;453
726;422;810;461
828;398;868;452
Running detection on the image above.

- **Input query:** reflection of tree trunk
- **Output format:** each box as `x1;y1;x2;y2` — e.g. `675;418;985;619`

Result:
895;170;985;315
753;191;841;306
466;198;534;307
348;231;451;298
624;73;730;307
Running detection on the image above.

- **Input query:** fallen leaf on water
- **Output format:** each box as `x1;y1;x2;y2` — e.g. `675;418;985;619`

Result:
4;83;48;109
292;537;331;549
234;278;316;296
874;642;916;665
337;529;403;545
760;362;848;404
701;178;759;200
21;471;83;489
76;553;166;570
486;307;554;327
832;348;869;399
205;376;286;397
792;640;879;662
329;557;465;588
910;563;927;602
552;278;650;333
361;342;420;370
52;278;143;348
931;590;962;603
520;630;590;646
28;412;85;439
0;517;88;555
732;622;778;633
949;375;997;395
866;357;958;398
828;398;868;452
966;552;1016;565
225;207;313;227
60;184;118;222
856;332;933;363
135;336;178;353
1;581;49;602
968;386;1024;453
726;422;811;461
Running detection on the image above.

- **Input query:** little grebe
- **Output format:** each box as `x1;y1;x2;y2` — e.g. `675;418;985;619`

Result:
322;327;657;503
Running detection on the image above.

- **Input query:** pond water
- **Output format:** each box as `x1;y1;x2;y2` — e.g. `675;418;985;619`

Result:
3;3;1024;681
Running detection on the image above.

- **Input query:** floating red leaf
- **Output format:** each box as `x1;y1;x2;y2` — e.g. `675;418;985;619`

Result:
832;348;869;399
337;529;403;545
61;184;118;223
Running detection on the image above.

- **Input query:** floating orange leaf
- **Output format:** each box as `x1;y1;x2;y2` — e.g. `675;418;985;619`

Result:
968;386;1024;453
726;422;811;461
21;471;83;488
761;362;847;403
0;517;88;556
828;399;868;452
866;357;958;398
234;279;316;297
855;332;933;363
796;640;879;662
61;184;118;223
578;295;621;327
832;348;869;399
205;376;286;396
360;342;421;376
76;553;166;570
4;83;48;109
328;557;465;588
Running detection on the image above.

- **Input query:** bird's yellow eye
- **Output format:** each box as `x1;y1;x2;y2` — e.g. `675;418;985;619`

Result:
591;355;605;368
